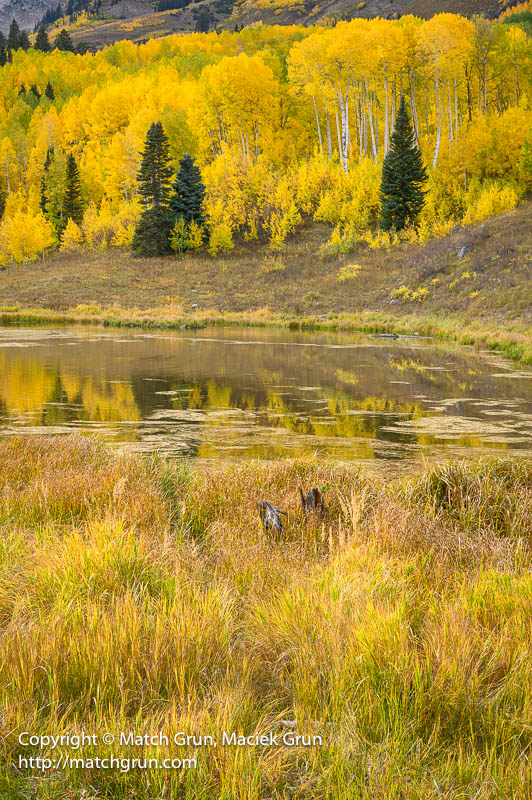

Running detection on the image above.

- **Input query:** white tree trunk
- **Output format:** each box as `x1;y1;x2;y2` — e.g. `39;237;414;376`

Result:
313;95;323;156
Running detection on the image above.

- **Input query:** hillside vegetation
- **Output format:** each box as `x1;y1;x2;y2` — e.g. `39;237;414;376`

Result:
0;12;530;265
26;0;512;45
1;435;531;799
2;201;531;362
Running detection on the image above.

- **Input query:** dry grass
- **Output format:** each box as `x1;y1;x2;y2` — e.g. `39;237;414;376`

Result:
1;205;531;363
0;435;531;798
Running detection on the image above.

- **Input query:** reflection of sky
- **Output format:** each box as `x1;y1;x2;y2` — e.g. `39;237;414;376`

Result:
0;325;531;474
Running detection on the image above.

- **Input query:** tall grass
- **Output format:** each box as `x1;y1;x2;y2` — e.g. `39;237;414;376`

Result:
0;435;530;799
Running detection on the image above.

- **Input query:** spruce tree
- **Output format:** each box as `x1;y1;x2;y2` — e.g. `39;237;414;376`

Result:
132;121;174;256
41;147;54;214
379;95;428;232
63;153;83;229
169;153;206;231
35;27;51;52
55;29;75;52
7;19;21;51
45;81;55;100
19;30;31;51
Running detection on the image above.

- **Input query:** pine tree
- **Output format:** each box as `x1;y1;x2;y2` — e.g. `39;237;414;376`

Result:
45;81;55;100
35;27;51;52
7;19;21;51
379;95;428;232
132;121;174;256
41;147;54;214
169;153;206;234
55;29;75;52
63;153;83;229
19;30;31;51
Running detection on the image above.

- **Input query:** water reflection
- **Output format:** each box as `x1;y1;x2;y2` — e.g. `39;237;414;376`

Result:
0;325;531;474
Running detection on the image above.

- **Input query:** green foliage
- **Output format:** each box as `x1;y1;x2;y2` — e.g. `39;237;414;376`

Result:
170;153;207;229
380;96;428;232
7;19;21;51
169;216;188;253
42;149;67;235
35;27;51;53
132;207;174;256
137;122;173;212
54;29;75;52
64;153;83;228
133;121;174;256
504;10;532;36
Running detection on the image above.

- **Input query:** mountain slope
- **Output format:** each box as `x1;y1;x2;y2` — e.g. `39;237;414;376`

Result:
1;0;514;40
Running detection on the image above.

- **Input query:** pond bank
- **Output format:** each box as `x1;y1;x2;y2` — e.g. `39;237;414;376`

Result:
1;305;531;364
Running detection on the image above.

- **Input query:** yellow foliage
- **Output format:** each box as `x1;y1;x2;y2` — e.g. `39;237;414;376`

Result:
60;219;84;252
463;183;519;225
0;17;529;258
187;220;205;250
337;264;363;281
208;222;234;255
0;210;55;266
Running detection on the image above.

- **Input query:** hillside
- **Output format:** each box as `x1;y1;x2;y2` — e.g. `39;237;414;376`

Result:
1;0;517;43
1;203;531;362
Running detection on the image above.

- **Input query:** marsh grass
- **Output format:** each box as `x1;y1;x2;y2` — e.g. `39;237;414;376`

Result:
0;436;531;799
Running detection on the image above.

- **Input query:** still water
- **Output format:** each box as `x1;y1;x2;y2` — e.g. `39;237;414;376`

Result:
1;325;531;473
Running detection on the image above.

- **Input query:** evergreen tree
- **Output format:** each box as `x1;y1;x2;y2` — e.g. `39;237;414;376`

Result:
35;27;51;52
132;122;174;256
0;184;5;220
19;30;31;51
170;153;206;233
45;81;55;100
380;96;427;232
0;46;7;67
63;153;83;228
195;10;210;33
55;29;75;52
40;147;54;214
7;19;21;51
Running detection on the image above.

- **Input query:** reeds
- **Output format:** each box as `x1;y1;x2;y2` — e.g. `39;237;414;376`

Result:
0;435;530;799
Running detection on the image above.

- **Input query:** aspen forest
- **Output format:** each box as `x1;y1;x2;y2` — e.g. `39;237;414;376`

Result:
0;9;530;265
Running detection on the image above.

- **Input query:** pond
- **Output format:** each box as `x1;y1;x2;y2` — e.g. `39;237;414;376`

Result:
1;324;531;474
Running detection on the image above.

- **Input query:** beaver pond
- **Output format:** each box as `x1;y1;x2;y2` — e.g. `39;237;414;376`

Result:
1;324;531;474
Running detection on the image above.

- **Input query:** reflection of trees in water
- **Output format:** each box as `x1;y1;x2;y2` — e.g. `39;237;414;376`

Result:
0;333;529;457
0;352;141;425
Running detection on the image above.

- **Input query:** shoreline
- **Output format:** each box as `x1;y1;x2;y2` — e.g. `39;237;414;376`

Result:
1;306;531;365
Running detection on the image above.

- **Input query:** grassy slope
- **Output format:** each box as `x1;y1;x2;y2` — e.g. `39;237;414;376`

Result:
0;435;531;799
1;202;531;360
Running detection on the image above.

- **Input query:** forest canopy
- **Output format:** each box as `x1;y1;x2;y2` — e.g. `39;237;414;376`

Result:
0;13;530;264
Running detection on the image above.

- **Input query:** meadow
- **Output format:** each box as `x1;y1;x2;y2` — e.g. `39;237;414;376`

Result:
1;434;531;799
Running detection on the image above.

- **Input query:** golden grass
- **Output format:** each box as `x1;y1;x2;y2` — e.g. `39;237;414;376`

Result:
0;435;531;798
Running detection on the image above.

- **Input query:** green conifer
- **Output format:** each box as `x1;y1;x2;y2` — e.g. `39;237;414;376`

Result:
40;147;54;215
35;27;51;52
7;19;21;51
63;153;83;228
55;29;75;52
169;153;206;233
379;95;428;232
19;30;31;51
132;121;174;256
45;81;55;100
